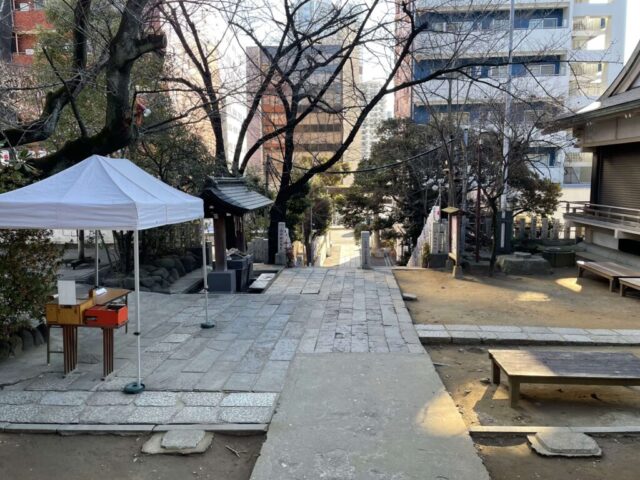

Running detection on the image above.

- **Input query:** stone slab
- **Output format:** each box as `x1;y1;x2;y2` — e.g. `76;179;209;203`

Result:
250;353;489;480
161;429;206;449
142;431;213;455
528;431;601;457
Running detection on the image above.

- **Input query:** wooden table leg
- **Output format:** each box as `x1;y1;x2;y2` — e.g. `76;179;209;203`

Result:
102;328;114;379
491;359;501;385
509;378;520;408
46;325;51;365
62;326;78;375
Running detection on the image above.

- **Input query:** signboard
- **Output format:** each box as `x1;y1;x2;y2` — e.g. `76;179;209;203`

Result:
449;214;459;263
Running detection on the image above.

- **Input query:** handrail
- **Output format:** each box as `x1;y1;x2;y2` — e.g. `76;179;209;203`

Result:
563;201;640;227
564;202;640;214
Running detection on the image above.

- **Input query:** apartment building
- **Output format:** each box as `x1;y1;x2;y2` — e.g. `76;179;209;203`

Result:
395;0;640;207
0;0;50;65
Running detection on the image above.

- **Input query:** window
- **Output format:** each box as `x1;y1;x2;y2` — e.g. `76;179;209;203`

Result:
528;18;560;29
489;65;508;78
492;19;510;30
527;64;557;76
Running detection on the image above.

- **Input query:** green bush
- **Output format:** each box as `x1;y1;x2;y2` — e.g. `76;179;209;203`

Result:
0;160;61;340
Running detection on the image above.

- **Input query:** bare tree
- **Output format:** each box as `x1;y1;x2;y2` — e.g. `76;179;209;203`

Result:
0;0;166;172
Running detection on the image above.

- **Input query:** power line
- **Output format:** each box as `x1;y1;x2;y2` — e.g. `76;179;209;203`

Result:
267;139;452;175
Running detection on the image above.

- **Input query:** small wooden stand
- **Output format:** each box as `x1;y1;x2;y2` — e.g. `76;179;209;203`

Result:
46;288;130;378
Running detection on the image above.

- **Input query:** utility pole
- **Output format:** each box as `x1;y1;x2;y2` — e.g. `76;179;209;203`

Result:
475;135;482;263
499;0;516;254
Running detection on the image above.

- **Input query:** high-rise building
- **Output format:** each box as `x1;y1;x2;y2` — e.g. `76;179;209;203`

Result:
246;43;362;185
395;0;640;207
360;80;390;160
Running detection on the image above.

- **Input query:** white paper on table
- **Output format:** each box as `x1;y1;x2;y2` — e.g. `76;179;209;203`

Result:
57;280;77;305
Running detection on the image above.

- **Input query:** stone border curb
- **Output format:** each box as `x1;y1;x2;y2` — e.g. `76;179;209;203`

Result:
416;324;640;346
470;426;640;437
0;422;268;435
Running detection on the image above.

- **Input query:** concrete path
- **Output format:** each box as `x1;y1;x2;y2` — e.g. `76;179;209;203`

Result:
322;227;361;268
250;353;490;480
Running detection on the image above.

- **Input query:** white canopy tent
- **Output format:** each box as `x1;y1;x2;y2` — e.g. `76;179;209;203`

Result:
0;154;210;393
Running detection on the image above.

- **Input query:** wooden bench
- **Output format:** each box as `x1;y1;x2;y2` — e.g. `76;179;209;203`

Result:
488;349;640;407
620;278;640;298
576;260;640;292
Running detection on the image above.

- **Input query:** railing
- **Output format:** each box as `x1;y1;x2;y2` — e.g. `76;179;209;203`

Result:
564;202;640;231
513;216;576;241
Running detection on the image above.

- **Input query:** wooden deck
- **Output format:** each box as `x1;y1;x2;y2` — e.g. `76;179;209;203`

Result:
489;349;640;407
577;260;640;292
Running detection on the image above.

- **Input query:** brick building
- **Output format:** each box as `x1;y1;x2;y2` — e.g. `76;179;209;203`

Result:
0;0;51;65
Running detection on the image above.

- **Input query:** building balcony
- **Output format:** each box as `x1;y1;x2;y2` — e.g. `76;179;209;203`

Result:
11;52;35;65
564;202;640;237
413;73;569;105
415;0;570;12
414;25;571;60
13;9;49;32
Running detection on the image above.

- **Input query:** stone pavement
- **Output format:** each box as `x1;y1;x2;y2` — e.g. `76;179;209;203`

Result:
417;323;640;346
0;267;422;426
250;354;490;480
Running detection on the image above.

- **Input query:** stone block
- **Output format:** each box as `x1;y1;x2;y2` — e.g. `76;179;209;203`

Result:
528;431;601;457
220;393;277;408
218;407;273;424
496;254;551;275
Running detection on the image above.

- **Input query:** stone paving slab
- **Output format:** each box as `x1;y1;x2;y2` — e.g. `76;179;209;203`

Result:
250;353;490;480
0;266;418;427
417;324;640;346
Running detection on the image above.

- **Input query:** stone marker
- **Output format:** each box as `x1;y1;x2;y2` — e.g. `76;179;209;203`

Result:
142;430;213;455
402;293;417;301
528;431;601;457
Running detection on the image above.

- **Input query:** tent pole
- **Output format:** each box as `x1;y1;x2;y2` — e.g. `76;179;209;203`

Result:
200;218;214;329
124;230;145;394
95;230;99;286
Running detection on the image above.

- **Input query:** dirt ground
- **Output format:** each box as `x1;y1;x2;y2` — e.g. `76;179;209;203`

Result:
394;268;640;329
476;435;640;480
429;345;640;428
0;433;264;480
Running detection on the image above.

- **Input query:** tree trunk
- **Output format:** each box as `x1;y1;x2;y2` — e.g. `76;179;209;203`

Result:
489;202;499;276
268;201;287;264
77;230;85;261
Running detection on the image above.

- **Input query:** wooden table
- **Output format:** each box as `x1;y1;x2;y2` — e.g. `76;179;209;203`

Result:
577;260;640;292
620;278;640;298
488;349;640;407
46;288;130;377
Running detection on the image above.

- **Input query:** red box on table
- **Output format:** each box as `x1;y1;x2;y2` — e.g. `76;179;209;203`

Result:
83;305;128;327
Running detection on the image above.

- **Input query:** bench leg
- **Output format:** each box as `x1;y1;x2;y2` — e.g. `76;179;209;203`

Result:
609;279;615;292
577;267;584;278
491;360;501;385
509;379;520;408
621;284;626;297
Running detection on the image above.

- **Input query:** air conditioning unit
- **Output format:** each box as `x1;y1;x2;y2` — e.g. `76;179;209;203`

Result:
19;3;29;11
25;48;34;55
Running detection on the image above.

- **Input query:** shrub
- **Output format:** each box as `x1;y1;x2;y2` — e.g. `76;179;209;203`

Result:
0;160;61;340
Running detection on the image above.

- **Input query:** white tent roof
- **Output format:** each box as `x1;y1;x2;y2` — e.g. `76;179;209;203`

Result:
0;155;203;230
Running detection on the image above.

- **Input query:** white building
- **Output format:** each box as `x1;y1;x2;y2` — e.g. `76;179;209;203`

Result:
361;80;391;160
396;0;640;209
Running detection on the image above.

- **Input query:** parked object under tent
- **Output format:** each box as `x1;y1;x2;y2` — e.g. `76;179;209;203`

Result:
0;154;209;393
